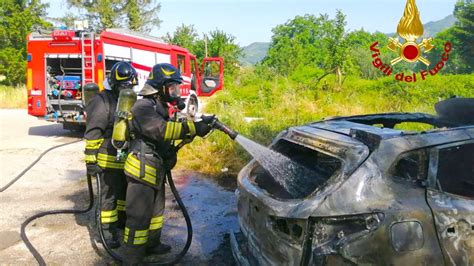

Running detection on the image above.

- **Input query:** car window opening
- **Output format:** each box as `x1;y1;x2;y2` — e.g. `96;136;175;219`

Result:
250;139;342;199
437;143;474;198
391;149;428;184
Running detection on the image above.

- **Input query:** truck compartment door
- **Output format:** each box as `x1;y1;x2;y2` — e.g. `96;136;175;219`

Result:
198;57;223;97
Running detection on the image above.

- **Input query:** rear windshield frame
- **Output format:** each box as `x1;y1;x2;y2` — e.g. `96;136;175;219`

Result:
250;138;344;199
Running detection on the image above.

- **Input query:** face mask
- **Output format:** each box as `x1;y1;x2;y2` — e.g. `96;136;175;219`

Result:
163;82;181;102
167;83;181;99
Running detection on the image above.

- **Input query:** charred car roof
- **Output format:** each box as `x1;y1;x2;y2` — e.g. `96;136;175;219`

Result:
293;112;474;151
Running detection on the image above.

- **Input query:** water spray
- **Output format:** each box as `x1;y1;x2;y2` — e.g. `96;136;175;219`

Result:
207;116;321;198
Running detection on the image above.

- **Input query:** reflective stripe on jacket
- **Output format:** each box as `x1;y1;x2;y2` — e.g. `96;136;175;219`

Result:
124;97;197;187
124;152;164;187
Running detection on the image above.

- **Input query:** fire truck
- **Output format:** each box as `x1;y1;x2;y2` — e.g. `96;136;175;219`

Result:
26;28;224;130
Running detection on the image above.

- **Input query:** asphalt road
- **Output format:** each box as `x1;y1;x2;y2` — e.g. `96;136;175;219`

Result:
0;109;238;264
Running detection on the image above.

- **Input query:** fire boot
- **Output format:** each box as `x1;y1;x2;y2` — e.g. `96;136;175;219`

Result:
102;223;121;249
122;244;146;265
146;230;171;255
117;212;127;230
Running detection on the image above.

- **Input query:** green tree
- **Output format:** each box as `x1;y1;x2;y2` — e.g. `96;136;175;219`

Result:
345;30;401;79
67;0;121;29
124;0;161;33
50;12;81;29
0;0;51;85
263;14;331;74
263;11;353;88
163;24;199;52
419;0;473;74
164;26;241;75
325;10;348;88
452;0;473;72
195;30;242;76
66;0;161;33
422;28;461;74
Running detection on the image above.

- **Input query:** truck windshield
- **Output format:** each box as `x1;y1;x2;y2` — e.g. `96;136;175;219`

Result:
250;139;342;199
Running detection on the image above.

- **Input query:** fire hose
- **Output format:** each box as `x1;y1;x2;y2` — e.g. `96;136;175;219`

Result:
96;170;193;265
0;138;86;266
89;118;237;265
0;138;83;193
16;153;192;265
20;173;94;266
8;118;237;264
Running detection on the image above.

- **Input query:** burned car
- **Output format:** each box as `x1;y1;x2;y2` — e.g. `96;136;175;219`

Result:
231;98;474;265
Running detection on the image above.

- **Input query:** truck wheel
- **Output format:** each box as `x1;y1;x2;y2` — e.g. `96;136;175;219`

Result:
186;95;198;118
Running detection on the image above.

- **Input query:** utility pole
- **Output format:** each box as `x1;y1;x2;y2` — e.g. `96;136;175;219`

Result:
204;33;208;58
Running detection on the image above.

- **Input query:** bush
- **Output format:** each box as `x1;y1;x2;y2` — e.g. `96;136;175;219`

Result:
0;85;27;108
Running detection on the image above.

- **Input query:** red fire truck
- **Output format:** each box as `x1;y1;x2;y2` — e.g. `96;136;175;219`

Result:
26;28;224;130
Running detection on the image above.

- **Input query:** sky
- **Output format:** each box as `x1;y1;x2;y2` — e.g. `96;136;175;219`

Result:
46;0;458;46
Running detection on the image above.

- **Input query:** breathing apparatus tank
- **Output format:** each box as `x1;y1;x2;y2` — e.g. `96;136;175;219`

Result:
112;88;137;159
83;83;100;106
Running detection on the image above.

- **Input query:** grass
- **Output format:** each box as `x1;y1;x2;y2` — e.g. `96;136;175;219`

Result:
0;85;27;108
176;70;474;176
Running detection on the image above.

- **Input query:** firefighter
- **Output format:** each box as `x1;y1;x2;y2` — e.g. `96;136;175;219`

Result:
84;62;138;248
122;63;213;264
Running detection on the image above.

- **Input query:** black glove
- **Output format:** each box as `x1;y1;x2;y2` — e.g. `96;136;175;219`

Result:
86;163;102;176
200;114;216;125
194;121;212;137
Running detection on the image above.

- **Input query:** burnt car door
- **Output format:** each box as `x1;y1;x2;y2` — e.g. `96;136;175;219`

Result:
426;141;474;265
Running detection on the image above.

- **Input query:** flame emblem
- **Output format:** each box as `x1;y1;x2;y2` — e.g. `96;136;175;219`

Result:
387;0;434;66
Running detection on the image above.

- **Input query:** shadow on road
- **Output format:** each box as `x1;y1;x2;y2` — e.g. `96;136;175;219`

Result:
28;124;83;138
61;173;114;265
57;171;239;264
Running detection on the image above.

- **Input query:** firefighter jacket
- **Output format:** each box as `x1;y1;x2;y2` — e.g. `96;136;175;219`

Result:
124;97;196;188
84;91;125;169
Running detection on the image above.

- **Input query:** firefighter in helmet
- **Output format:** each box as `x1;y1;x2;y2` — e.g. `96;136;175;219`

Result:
84;62;138;248
122;63;213;263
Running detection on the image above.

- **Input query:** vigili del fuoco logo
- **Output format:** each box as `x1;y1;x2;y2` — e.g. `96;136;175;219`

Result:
370;0;452;83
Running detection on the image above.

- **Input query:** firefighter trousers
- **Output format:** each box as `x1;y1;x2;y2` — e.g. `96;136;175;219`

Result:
123;176;165;264
99;169;128;229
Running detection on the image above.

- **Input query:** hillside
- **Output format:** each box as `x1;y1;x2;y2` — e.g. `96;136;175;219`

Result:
423;15;457;37
241;15;456;65
239;42;270;66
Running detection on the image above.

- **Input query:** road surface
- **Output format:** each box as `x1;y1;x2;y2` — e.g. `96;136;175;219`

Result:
0;109;238;264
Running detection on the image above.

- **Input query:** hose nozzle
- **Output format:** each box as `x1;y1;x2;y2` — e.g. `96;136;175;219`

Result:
211;119;238;140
